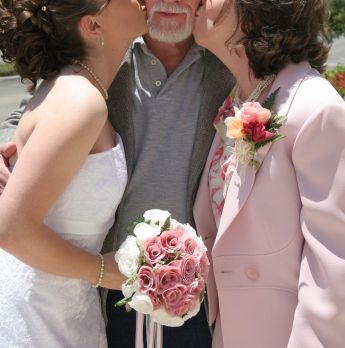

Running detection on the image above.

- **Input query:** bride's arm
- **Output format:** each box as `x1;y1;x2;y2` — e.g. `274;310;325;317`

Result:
0;84;124;290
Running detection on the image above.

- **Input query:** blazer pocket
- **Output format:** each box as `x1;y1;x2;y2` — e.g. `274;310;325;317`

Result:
213;253;299;293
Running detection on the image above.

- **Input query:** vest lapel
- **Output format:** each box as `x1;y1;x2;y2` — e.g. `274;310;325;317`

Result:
107;49;135;179
186;52;235;224
104;50;135;252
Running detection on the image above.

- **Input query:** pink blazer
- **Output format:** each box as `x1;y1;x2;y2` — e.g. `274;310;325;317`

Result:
194;62;345;348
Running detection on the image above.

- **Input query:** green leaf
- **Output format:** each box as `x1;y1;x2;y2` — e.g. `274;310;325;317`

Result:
161;216;171;232
254;140;270;150
254;133;285;152
266;115;287;131
127;216;145;235
270;134;286;142
114;297;132;307
262;88;280;110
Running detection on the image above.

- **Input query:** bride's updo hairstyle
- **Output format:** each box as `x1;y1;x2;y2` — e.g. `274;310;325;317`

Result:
0;0;107;90
223;0;330;79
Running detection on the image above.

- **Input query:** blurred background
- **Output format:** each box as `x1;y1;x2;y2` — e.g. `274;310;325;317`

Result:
1;0;345;123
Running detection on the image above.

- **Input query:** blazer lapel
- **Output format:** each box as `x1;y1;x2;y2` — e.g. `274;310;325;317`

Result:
214;62;313;247
215;142;271;245
186;52;235;224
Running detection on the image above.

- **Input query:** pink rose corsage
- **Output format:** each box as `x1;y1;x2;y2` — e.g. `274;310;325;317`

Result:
215;88;286;170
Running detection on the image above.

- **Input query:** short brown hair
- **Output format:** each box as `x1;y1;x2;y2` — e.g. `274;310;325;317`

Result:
0;0;107;90
227;0;330;78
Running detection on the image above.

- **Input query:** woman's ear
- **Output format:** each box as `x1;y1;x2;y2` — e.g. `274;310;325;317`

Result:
79;15;103;40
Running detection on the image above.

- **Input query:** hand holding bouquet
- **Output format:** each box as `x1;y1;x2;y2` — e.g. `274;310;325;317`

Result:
115;209;209;327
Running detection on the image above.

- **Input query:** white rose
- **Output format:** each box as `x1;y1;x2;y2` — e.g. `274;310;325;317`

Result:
185;224;207;252
133;222;161;247
183;301;200;321
121;280;139;299
117;253;139;278
184;223;198;240
143;209;171;227
150;307;185;327
115;236;140;263
196;235;207;252
129;292;153;314
170;218;182;229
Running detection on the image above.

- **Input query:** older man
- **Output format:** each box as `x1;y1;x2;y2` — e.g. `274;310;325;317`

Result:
0;0;234;346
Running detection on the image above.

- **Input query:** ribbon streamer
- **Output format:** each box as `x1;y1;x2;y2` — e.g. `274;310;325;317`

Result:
136;313;163;348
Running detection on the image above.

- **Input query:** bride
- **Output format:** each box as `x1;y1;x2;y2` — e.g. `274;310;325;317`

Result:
0;0;147;347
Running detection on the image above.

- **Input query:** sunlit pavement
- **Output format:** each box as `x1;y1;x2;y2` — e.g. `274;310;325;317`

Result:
327;37;345;67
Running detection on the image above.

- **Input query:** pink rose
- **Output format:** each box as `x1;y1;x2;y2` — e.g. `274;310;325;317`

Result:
184;238;200;258
188;279;205;299
197;253;210;280
168;259;182;268
180;255;198;285
156;264;182;295
162;284;188;315
160;227;185;254
147;289;162;310
138;266;156;293
243;121;274;142
144;236;166;266
166;294;197;317
241;102;271;124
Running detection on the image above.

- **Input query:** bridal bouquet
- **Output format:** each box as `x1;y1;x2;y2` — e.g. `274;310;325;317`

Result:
115;209;209;327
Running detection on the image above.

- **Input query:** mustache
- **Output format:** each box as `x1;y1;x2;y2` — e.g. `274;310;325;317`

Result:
149;2;191;16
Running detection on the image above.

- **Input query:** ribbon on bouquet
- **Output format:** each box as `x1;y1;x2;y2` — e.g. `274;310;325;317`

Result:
135;313;163;348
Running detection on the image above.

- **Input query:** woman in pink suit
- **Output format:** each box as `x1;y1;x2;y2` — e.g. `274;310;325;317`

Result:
192;0;345;347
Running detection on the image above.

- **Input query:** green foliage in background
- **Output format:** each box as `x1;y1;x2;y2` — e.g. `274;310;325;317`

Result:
328;0;345;39
0;63;15;77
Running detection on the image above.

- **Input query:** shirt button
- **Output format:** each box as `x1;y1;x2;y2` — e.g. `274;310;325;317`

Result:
150;59;157;65
245;267;260;281
155;80;162;87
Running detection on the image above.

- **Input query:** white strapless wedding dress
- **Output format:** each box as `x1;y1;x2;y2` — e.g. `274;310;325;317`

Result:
0;135;127;348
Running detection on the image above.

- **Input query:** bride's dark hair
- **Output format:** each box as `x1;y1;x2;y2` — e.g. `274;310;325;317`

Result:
0;0;107;91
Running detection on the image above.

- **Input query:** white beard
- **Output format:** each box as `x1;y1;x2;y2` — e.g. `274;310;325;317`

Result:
147;3;194;43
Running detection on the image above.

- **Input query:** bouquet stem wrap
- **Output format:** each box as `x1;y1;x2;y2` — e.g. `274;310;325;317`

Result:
135;313;163;348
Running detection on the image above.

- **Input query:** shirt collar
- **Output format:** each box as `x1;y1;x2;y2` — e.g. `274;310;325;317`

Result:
132;36;206;57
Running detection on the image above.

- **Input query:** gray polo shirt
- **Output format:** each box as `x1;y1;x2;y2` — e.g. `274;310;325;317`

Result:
118;38;205;234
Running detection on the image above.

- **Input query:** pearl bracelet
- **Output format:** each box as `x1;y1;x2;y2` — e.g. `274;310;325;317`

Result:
92;253;105;288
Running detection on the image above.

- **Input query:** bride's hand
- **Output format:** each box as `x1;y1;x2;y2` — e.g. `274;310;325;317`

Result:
100;252;127;290
0;142;17;194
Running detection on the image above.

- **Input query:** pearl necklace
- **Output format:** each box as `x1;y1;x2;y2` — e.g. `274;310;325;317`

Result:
72;59;108;100
233;74;275;108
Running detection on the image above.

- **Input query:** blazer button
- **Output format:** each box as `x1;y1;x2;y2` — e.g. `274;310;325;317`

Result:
245;267;260;281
